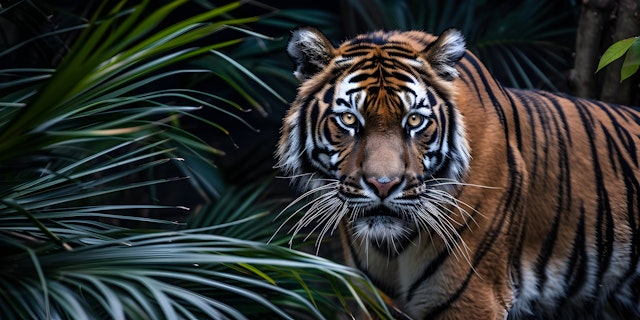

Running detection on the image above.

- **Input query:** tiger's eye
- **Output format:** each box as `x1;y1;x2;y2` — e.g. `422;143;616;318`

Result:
341;112;357;126
407;114;423;128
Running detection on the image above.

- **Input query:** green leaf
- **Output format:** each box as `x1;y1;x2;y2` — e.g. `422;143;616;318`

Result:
596;37;639;73
621;39;640;82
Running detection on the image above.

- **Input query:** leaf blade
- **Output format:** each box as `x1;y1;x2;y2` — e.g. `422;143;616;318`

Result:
621;38;640;82
597;37;639;73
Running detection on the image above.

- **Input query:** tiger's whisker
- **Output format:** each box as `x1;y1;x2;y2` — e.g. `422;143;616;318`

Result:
270;182;339;245
424;177;499;191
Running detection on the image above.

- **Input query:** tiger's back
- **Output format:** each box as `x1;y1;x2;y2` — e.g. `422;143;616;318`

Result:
277;27;640;319
456;53;640;318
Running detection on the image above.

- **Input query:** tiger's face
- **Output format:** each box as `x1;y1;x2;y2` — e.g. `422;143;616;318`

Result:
277;27;471;255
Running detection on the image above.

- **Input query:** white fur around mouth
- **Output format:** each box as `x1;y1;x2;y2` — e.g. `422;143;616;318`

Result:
352;207;412;236
351;214;416;253
354;215;407;232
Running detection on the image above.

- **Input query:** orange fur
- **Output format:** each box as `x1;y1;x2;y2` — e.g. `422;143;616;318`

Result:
277;27;640;319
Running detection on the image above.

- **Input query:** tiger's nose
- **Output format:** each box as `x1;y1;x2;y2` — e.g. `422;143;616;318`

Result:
366;176;401;198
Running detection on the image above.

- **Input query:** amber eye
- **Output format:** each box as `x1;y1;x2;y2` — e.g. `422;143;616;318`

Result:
340;112;357;126
406;114;424;128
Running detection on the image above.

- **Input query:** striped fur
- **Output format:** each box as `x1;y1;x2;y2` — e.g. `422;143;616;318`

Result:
276;27;640;319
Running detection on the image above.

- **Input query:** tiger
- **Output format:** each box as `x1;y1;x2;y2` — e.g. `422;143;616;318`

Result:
275;26;640;319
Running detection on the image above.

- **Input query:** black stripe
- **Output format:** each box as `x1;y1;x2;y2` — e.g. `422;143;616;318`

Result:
534;206;561;294
563;206;588;299
614;123;638;166
604;123;622;174
348;72;375;83
530;93;554;171
323;87;334;104
347;38;385;46
574;99;614;291
537;91;573;146
465;55;510;139
392;71;414;84
309;102;333;172
426;90;437;107
504;91;523;150
456;56;487;110
509;214;527;304
385;50;416;60
583;99;639;166
405;245;450;302
421;269;475;320
509;91;539;172
296;100;315;174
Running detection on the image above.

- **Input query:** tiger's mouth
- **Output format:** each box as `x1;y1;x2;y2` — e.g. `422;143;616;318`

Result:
358;206;403;220
350;206;417;254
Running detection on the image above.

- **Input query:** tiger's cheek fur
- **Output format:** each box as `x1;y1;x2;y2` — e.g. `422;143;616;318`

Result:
277;93;338;188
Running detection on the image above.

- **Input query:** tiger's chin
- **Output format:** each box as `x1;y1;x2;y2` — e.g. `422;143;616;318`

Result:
350;208;417;256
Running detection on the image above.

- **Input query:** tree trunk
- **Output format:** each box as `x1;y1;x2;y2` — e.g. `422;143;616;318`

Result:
600;0;640;104
571;0;614;99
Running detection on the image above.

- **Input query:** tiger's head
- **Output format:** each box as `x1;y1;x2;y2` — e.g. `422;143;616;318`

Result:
276;27;471;256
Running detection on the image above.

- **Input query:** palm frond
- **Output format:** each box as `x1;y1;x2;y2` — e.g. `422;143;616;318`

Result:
0;1;393;318
2;228;390;319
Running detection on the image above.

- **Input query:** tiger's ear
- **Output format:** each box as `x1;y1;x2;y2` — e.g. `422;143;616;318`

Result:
287;27;335;82
423;28;466;81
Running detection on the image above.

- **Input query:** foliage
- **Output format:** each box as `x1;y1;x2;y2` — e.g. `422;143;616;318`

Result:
2;185;390;319
597;36;640;82
0;0;391;319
